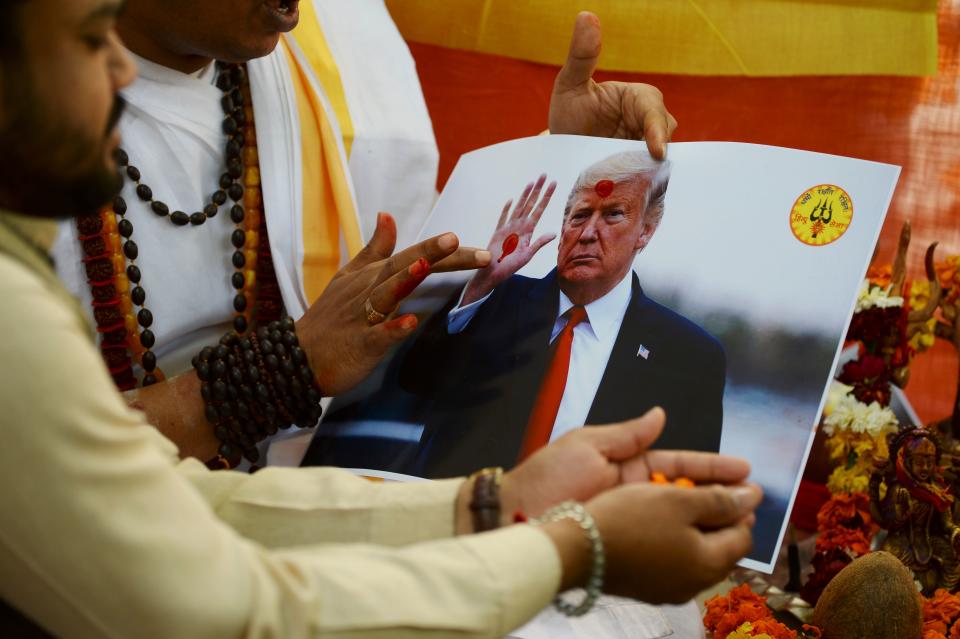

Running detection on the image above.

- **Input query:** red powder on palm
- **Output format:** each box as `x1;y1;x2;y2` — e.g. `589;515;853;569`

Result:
498;233;519;263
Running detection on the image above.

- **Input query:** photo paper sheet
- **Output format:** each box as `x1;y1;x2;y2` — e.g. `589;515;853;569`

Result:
304;136;899;573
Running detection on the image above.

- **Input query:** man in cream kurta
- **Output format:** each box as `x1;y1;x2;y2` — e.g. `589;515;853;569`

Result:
1;210;561;637
2;206;747;638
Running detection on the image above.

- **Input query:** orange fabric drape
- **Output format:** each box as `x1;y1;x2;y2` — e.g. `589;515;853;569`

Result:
280;39;363;303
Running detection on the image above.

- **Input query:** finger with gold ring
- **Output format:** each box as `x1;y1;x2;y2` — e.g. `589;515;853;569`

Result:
364;298;388;325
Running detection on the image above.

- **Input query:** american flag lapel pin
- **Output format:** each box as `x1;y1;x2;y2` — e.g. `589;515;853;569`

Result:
637;344;650;360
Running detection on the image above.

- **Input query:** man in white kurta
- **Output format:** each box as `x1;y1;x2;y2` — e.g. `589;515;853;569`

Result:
53;1;437;378
51;1;679;467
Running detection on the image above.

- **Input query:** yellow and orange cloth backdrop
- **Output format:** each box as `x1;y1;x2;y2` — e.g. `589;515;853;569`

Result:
386;0;957;424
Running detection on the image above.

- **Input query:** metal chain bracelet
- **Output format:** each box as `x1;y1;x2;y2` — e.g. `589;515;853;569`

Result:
531;500;605;617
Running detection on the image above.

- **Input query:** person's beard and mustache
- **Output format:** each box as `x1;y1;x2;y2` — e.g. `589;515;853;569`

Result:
0;89;127;220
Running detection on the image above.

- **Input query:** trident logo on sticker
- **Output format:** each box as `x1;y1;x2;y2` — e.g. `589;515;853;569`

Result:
789;184;853;247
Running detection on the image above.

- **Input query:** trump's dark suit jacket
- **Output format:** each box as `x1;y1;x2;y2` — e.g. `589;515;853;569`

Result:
399;269;726;478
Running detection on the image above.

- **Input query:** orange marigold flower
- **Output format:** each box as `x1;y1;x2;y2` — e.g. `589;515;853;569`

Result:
936;256;959;289
815;492;875;534
925;630;949;639
750;617;797;639
814;526;872;556
949;620;960;639
704;584;775;638
937;256;960;304
925;589;960;629
867;263;892;288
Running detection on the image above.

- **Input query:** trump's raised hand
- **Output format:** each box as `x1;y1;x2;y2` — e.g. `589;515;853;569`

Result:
461;174;557;306
549;12;677;159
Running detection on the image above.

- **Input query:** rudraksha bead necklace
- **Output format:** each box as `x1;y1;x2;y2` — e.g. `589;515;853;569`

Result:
75;61;282;389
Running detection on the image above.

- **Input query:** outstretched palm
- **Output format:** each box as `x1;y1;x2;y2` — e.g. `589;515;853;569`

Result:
461;174;558;306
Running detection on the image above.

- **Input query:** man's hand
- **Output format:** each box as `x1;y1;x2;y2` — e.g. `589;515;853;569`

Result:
501;407;753;520
461;174;557;306
296;213;490;396
572;481;759;603
548;12;677;159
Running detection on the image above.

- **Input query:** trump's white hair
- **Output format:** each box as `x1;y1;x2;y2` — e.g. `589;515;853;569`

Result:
563;151;672;225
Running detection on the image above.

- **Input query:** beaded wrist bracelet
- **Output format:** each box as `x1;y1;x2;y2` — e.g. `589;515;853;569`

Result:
532;501;605;617
193;316;323;469
468;467;503;532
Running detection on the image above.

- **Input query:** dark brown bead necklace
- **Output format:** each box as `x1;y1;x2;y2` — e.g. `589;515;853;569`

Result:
76;61;280;390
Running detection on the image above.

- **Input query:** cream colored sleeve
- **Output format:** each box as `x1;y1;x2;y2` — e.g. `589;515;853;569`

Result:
0;256;560;639
179;460;465;548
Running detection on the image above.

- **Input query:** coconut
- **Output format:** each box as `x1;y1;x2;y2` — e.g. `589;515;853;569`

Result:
812;552;922;639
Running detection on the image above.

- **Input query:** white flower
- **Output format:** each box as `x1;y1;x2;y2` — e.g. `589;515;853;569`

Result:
855;280;904;313
823;381;854;417
822;384;897;437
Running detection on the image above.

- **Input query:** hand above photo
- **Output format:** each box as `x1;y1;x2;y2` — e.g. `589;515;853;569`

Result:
548;12;678;158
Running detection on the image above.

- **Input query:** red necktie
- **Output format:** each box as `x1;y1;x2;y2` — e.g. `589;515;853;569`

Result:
518;306;588;461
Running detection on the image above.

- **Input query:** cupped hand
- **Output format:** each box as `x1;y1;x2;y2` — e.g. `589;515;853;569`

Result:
581;481;761;603
296;212;491;396
461;174;557;306
548;12;677;159
503;407;753;519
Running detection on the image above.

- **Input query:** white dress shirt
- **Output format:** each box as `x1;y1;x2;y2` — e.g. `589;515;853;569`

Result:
447;272;634;442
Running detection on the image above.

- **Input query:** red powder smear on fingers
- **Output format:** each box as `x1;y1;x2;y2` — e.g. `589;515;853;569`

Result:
594;180;614;198
396;257;430;299
498;233;519;263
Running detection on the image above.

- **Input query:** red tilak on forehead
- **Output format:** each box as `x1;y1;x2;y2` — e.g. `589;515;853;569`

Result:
594;180;614;198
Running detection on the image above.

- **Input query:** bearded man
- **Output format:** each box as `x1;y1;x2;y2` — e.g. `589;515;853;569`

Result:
49;0;680;466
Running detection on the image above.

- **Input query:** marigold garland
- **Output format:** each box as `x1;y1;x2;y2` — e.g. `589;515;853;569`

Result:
820;381;896;495
726;620;821;639
922;589;960;638
704;584;821;639
815;491;876;535
866;263;892;289
937;255;960;304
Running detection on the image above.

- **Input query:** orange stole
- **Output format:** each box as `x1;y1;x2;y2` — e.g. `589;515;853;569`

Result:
291;0;355;156
279;39;363;304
